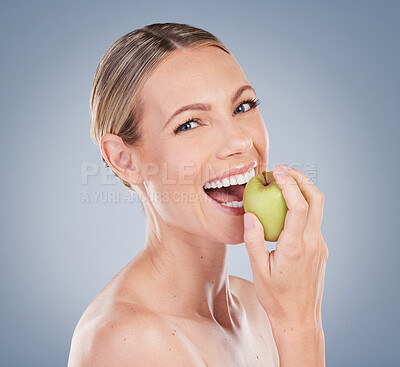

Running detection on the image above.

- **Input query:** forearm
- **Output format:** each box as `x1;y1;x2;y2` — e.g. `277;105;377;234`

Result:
270;320;325;367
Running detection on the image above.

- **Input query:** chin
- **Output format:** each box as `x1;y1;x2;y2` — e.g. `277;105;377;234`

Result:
223;228;245;245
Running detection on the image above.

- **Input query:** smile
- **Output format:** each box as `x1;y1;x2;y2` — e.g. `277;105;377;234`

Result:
202;163;256;210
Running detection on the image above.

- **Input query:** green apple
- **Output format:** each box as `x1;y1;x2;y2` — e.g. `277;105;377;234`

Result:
243;171;288;242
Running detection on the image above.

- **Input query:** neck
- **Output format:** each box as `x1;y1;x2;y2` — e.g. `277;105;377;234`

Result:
135;215;238;328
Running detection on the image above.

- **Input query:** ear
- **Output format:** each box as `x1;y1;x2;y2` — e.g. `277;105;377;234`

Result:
100;133;142;185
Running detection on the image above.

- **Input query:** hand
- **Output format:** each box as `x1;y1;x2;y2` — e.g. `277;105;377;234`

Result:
243;165;328;329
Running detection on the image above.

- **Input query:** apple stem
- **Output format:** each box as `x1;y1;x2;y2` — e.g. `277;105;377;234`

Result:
262;171;269;186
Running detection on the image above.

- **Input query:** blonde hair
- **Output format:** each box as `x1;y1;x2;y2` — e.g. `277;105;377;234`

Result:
90;22;231;190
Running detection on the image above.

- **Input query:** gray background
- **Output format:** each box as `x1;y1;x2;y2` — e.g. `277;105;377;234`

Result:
1;0;399;366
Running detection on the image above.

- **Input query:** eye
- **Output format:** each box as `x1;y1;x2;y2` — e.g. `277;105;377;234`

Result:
233;98;260;115
174;118;201;134
173;98;260;134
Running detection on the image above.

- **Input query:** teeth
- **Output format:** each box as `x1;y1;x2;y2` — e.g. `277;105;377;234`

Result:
221;200;244;208
236;174;245;185
203;165;256;189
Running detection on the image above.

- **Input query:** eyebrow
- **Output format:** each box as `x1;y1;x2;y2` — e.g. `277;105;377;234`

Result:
163;84;256;129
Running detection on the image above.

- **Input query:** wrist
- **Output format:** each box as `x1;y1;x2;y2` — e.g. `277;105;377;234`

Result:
269;318;323;336
269;319;325;367
271;321;325;347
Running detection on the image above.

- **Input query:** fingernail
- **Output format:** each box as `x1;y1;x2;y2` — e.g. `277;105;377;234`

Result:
244;213;254;229
274;165;287;175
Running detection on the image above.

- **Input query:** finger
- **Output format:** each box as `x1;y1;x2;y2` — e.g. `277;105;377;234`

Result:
280;165;324;234
243;213;270;278
273;165;308;250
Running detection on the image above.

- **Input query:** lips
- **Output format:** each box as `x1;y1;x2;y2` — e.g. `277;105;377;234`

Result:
202;161;257;188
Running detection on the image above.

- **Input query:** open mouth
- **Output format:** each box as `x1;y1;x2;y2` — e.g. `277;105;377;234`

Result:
202;167;256;208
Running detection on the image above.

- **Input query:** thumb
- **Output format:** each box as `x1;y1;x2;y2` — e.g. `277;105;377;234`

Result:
243;212;269;277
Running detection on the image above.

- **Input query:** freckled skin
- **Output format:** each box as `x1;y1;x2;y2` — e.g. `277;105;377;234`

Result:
68;46;278;367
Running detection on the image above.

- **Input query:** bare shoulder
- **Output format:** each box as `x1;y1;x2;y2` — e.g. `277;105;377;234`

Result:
68;302;205;367
229;276;279;363
229;275;260;308
229;275;270;323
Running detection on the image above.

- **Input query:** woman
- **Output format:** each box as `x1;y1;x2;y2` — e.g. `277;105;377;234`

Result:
68;23;328;366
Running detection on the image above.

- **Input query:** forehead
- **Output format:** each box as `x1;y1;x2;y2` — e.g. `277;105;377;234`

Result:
140;46;249;120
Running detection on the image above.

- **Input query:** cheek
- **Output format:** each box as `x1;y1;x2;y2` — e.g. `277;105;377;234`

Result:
162;142;205;186
146;154;206;234
143;140;205;197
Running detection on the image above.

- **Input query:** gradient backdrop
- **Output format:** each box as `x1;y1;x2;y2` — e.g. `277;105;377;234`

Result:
1;0;399;366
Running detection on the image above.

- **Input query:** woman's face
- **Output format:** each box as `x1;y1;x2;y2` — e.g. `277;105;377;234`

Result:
134;46;269;246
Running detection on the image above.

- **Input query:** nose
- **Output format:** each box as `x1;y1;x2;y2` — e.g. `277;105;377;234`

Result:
216;122;253;159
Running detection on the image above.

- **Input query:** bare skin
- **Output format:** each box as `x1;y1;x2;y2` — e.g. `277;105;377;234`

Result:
68;264;279;366
68;46;327;366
